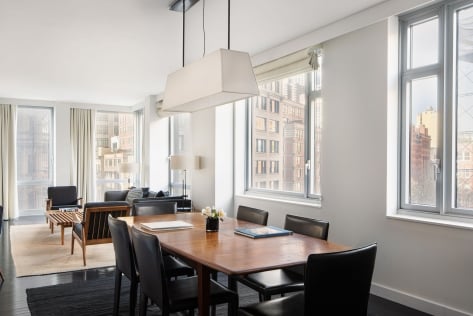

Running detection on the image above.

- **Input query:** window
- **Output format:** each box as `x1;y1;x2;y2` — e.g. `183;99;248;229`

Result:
95;111;142;199
247;48;322;199
255;117;267;131
16;107;53;216
400;1;473;216
170;113;193;197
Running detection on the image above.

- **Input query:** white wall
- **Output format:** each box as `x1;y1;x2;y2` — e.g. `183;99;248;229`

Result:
235;20;473;316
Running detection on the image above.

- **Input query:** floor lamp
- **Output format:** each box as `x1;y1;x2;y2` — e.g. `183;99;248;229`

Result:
169;155;200;198
120;162;139;189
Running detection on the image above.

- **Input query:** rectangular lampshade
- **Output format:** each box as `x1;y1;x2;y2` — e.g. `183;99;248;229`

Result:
162;48;259;113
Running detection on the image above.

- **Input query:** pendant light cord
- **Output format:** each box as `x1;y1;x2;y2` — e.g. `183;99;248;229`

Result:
202;0;206;57
227;0;230;50
182;0;186;67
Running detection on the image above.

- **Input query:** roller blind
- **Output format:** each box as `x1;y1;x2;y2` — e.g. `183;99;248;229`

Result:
254;46;322;83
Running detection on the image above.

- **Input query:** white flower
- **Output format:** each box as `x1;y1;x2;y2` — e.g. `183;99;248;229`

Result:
201;206;225;221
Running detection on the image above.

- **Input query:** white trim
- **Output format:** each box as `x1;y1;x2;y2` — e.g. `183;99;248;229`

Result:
387;210;473;230
371;283;473;316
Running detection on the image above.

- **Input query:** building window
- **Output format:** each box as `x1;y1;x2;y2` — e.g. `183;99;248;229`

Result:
256;160;267;174
16;106;53;216
256;139;267;153
95;111;142;199
399;0;473;216
255;117;267;131
247;48;322;198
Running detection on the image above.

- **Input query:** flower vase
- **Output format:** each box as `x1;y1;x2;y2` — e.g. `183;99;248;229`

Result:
206;217;219;232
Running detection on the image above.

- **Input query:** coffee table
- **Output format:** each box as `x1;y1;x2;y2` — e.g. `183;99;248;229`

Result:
45;210;82;245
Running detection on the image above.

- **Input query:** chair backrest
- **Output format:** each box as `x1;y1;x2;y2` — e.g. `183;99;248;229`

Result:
48;186;78;206
131;226;167;308
237;205;269;225
132;200;177;216
108;215;137;281
82;202;131;243
305;243;377;315
284;214;329;240
0;205;3;235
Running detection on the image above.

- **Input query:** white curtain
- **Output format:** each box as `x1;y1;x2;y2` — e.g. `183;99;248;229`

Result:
70;108;95;203
0;104;18;219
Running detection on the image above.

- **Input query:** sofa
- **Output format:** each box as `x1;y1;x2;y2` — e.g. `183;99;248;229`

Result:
104;188;192;212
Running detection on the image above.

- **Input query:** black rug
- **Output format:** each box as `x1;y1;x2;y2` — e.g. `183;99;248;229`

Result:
26;272;259;316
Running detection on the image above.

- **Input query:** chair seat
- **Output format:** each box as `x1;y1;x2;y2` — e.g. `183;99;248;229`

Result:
163;255;194;278
50;204;82;210
239;293;304;316
237;269;304;295
166;273;237;312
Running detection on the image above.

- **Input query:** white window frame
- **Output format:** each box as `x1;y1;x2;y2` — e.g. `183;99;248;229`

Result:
399;0;473;218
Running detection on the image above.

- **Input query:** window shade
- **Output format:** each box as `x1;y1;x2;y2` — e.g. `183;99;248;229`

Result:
254;46;322;83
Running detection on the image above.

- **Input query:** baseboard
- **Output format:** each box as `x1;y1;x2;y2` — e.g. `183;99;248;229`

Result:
371;283;472;316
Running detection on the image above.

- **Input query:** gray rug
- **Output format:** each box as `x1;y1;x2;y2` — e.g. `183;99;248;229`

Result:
26;272;259;315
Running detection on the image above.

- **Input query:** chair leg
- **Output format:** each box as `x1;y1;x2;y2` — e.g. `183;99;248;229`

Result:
228;275;238;292
139;292;148;316
113;268;122;316
0;268;4;282
71;235;75;254
82;245;86;266
130;279;139;316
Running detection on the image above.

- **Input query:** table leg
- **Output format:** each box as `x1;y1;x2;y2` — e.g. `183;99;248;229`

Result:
196;263;211;316
60;225;65;245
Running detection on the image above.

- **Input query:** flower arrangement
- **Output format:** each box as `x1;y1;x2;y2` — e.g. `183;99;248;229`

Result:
201;206;225;222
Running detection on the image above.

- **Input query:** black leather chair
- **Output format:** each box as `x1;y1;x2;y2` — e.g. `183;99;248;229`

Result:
131;226;239;316
108;215;139;316
239;243;378;316
232;214;329;301
236;205;269;225
108;215;195;316
46;185;83;211
132;200;177;216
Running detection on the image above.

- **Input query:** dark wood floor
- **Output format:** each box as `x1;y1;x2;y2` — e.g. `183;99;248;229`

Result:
0;216;432;316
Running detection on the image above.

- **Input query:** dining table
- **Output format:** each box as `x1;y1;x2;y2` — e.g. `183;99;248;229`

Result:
120;212;349;316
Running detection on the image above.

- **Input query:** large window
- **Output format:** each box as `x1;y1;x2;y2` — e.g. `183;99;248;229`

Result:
247;51;322;199
400;0;473;216
170;113;193;197
16;107;53;216
95;111;142;199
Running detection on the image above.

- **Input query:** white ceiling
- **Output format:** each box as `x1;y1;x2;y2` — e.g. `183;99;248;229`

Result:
0;0;388;106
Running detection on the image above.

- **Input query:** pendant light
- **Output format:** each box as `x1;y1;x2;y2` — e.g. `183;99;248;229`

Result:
162;0;259;113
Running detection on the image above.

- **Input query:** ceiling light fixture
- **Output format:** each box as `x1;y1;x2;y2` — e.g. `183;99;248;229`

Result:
162;0;259;113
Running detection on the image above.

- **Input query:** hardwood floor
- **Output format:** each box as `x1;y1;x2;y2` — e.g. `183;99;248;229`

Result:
0;216;432;316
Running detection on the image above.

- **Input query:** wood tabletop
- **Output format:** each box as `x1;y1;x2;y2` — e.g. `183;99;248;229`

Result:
122;213;349;274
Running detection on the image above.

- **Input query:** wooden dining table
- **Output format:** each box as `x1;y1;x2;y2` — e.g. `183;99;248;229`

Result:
120;212;349;316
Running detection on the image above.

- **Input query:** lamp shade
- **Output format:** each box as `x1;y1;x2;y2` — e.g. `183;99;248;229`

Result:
169;155;200;170
162;49;259;113
120;162;139;174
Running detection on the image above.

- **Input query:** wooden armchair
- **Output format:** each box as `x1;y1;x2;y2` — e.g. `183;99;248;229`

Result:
71;202;131;266
46;186;83;211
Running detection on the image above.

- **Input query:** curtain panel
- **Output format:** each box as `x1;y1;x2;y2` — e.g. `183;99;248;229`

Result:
70;108;96;203
0;104;18;219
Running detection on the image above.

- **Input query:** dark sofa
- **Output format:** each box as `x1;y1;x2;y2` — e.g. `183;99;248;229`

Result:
104;188;192;212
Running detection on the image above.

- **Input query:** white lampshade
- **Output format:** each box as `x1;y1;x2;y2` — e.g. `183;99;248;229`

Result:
162;49;259;113
120;162;139;174
169;155;201;170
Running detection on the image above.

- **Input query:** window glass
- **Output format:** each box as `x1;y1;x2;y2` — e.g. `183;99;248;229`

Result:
16;107;53;216
455;5;473;209
409;18;439;68
95;111;141;199
248;54;322;199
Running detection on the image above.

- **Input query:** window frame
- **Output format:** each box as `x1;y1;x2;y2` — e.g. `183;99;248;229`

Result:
245;68;322;201
399;0;473;217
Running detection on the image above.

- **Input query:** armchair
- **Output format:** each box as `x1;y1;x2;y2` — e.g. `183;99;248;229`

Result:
71;201;131;266
46;186;83;211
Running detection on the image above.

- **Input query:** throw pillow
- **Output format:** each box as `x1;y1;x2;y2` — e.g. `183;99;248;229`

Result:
126;188;143;205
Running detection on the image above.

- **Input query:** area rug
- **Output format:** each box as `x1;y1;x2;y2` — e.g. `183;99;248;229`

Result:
26;273;259;316
10;223;115;277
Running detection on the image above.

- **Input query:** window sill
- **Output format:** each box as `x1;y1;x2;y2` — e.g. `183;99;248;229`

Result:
236;192;322;208
388;210;473;231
